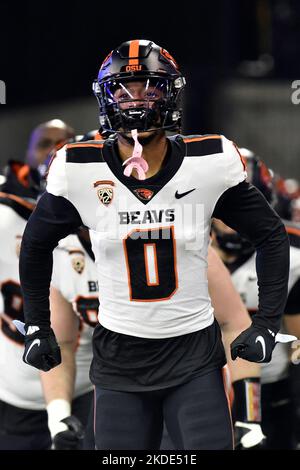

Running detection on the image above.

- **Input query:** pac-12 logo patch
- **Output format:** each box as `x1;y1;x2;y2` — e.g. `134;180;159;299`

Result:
94;180;115;206
97;187;114;206
69;250;85;274
134;188;154;201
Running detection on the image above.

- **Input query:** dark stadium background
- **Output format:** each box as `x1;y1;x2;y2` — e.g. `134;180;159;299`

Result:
1;0;300;178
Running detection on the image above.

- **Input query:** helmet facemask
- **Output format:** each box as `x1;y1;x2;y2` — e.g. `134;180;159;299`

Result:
93;74;185;134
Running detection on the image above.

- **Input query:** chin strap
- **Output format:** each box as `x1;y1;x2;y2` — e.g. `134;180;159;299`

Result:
122;129;149;180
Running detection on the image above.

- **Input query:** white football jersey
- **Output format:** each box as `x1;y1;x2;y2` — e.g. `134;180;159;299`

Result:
47;134;246;339
51;234;97;398
231;246;300;384
0;203;45;409
0;203;95;409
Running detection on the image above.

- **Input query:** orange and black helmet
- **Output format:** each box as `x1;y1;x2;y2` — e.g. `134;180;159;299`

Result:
92;39;185;134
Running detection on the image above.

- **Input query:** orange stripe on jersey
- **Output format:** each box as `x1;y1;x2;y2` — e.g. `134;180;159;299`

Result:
94;180;115;188
183;135;221;143
0;191;36;210
66;142;104;149
128;40;140;66
286;226;300;238
233;142;246;171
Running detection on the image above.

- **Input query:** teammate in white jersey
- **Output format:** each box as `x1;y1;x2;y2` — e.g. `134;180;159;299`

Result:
20;40;290;450
0;161;48;449
212;150;300;449
41;229;96;449
0;122;92;450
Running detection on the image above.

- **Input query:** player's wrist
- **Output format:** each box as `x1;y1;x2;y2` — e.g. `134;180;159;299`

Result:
250;316;278;337
47;398;72;438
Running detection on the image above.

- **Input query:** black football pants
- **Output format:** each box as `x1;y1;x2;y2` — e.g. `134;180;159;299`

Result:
94;368;233;450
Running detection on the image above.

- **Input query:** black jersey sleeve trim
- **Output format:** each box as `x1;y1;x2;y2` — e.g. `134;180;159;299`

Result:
66;144;105;163
213;181;290;333
183;135;223;157
19;192;83;329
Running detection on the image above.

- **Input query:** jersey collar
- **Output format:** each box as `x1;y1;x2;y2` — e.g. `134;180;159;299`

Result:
101;135;185;204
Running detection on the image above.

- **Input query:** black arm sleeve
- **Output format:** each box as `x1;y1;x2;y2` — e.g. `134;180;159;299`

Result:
19;192;83;329
213;181;290;333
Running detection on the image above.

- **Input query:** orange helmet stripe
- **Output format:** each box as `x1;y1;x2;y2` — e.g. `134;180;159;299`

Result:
128;40;140;66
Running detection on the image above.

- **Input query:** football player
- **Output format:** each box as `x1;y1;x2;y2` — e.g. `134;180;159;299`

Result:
211;149;300;449
20;39;289;450
40;228;96;450
26;119;75;172
0;160;48;449
0;122;92;450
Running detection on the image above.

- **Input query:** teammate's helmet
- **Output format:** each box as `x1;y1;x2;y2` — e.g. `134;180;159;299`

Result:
239;148;275;204
1;160;42;201
92;39;186;134
212;148;274;259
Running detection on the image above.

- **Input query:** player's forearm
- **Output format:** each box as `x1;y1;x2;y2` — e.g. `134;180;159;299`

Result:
40;341;76;404
222;329;260;382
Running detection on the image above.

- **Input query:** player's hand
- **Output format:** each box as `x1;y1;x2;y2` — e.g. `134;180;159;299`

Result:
52;415;84;450
230;324;276;363
234;422;266;450
231;323;297;363
23;326;61;371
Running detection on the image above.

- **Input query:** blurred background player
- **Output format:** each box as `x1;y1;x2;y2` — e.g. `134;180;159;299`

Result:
0;160;47;449
26;119;75;171
0;121;95;449
40;227;97;450
211;149;300;449
207;247;265;450
274;176;300;222
161;245;265;450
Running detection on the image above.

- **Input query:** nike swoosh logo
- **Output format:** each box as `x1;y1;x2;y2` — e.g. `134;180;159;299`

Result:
24;339;41;364
175;189;196;199
255;335;266;362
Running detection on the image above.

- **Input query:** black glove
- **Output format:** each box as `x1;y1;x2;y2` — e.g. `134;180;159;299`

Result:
230;324;276;363
53;415;84;450
234;422;266;450
23;326;61;371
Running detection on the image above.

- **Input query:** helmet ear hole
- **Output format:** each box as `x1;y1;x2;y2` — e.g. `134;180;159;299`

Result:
93;40;185;134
